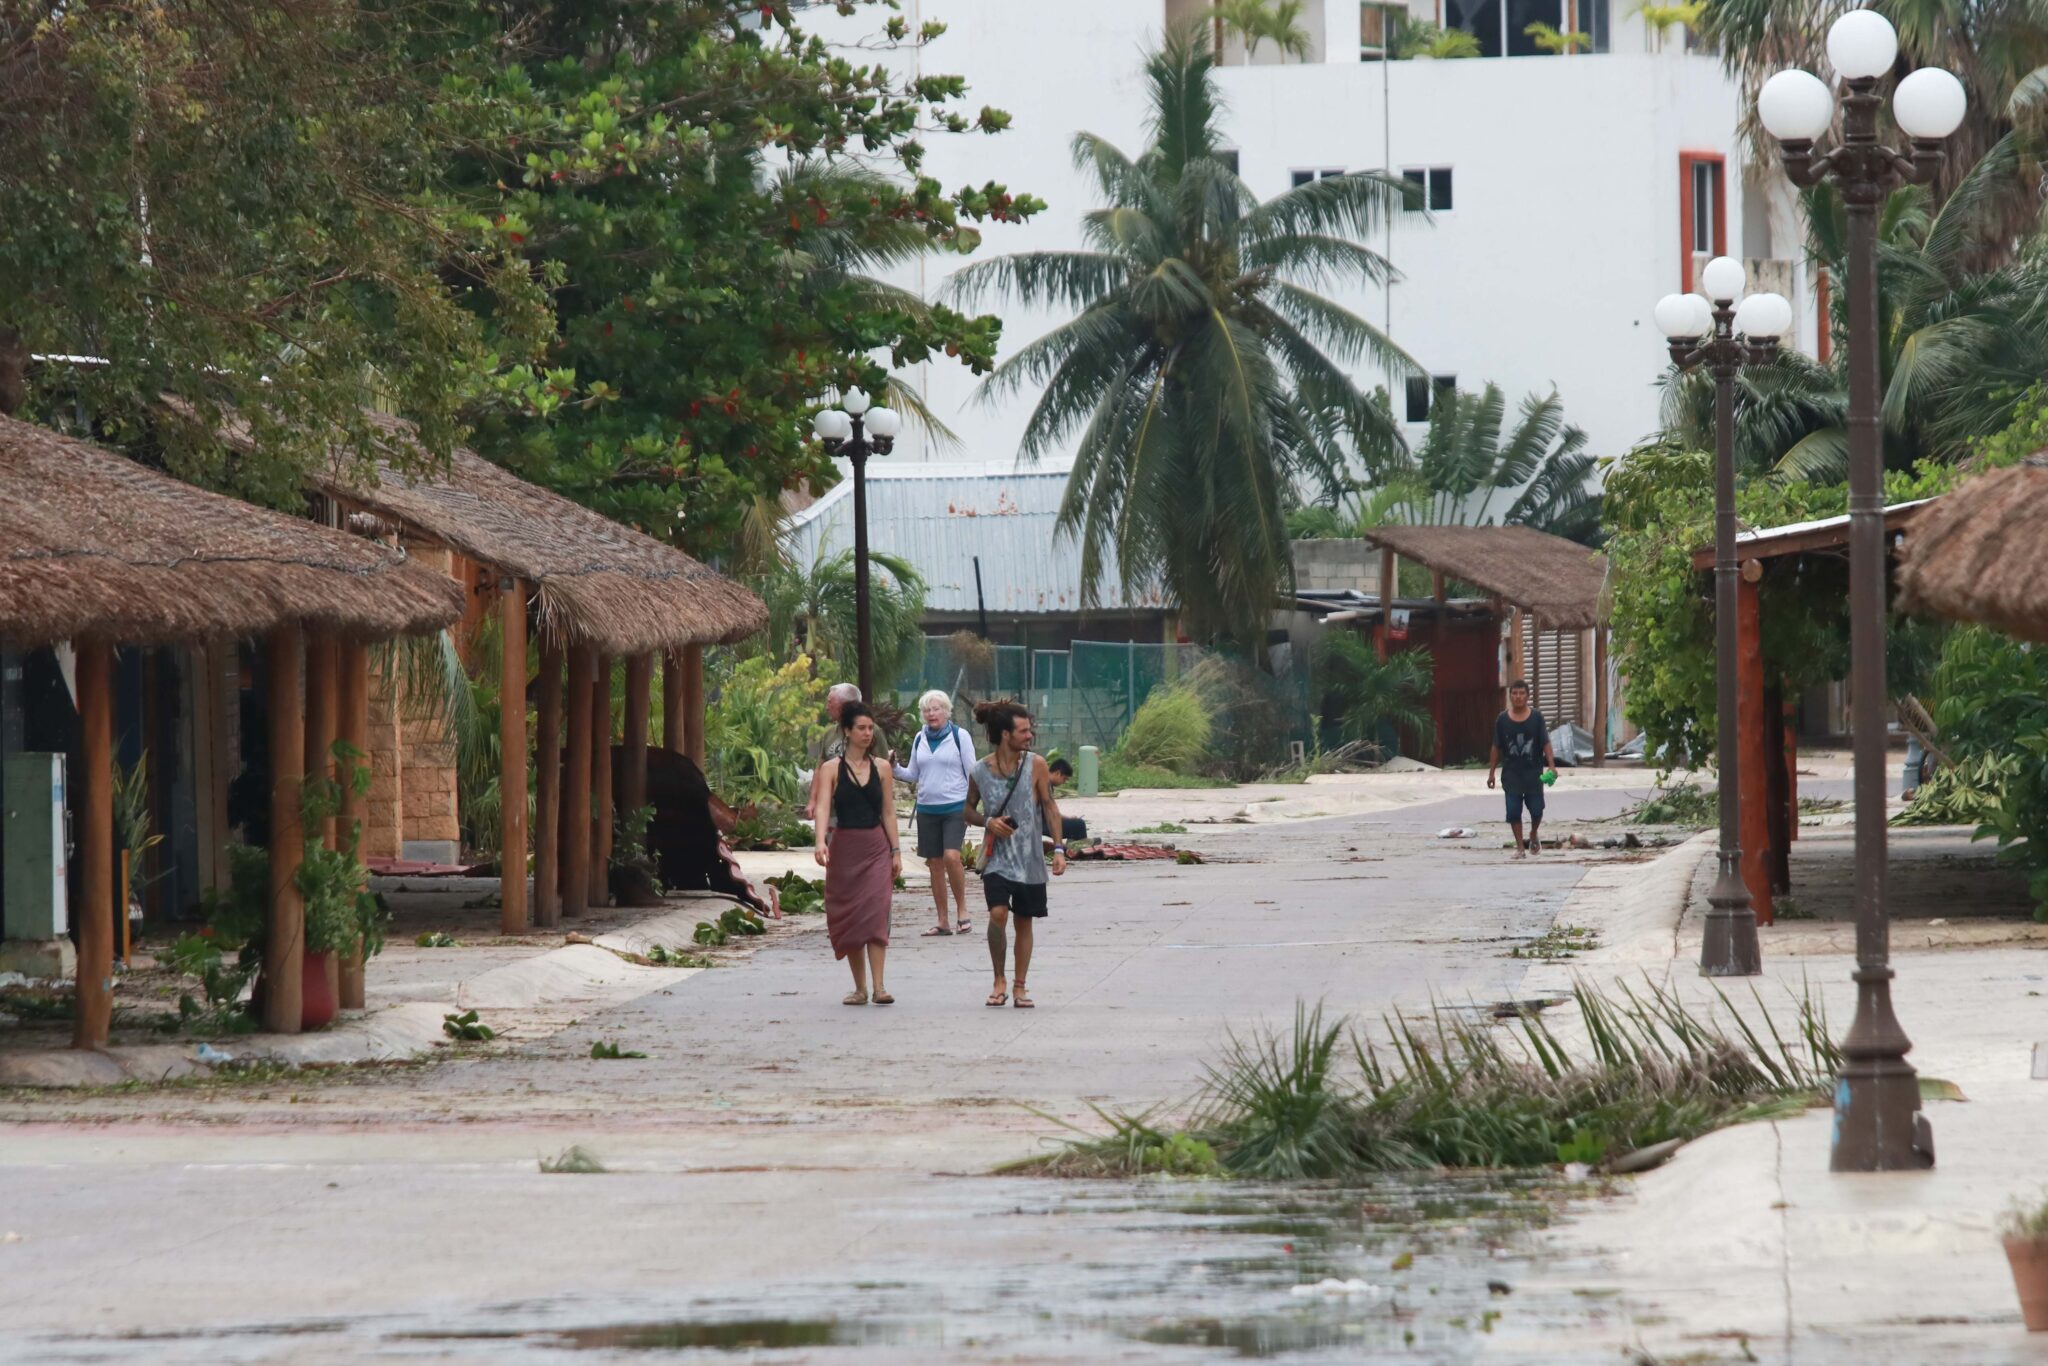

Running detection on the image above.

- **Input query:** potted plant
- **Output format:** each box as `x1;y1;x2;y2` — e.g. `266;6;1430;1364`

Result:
2003;1192;2048;1330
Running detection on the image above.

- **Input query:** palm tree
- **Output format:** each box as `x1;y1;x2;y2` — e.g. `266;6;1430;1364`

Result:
1213;0;1314;61
1313;633;1435;752
757;543;928;685
1292;384;1603;543
949;25;1416;654
1658;137;2048;479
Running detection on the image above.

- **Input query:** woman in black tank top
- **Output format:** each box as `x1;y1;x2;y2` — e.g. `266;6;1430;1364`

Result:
810;702;901;1004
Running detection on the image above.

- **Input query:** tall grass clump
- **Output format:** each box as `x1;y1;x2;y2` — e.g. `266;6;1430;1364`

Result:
1031;979;1840;1179
1115;687;1212;774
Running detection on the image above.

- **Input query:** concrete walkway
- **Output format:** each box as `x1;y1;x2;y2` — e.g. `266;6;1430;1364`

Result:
1510;823;2048;1363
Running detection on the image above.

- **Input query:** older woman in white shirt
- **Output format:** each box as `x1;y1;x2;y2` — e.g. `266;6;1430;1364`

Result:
894;689;978;935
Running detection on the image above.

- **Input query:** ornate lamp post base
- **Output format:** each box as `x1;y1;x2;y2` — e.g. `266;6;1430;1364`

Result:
1701;849;1763;977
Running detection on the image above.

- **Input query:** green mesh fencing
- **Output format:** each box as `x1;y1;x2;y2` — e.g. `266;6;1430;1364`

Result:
889;636;1314;773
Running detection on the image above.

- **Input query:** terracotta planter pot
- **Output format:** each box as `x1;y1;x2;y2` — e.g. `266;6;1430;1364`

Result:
300;950;338;1032
2005;1235;2048;1331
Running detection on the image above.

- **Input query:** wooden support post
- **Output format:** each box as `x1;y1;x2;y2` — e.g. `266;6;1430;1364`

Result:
1735;577;1774;925
304;630;338;850
1527;613;1541;709
1377;546;1395;662
500;580;529;935
1574;630;1590;731
590;654;614;906
1593;628;1610;768
683;643;706;770
534;637;563;928
562;645;593;918
1784;697;1800;843
264;626;306;1034
1765;681;1793;896
622;653;651;821
662;648;687;753
1508;607;1526;698
73;640;115;1051
337;640;370;1008
1432;570;1446;604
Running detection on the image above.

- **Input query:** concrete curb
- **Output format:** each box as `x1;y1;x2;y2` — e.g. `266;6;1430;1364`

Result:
1513;830;1715;1001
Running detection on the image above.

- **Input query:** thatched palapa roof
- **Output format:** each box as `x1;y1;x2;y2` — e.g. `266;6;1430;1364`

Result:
0;415;462;648
1360;525;1608;629
1897;460;2044;640
302;413;765;655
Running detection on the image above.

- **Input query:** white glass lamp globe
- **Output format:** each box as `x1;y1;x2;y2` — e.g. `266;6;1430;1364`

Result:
1701;256;1747;303
864;406;902;439
1895;67;1968;139
1688;294;1718;337
813;409;852;441
1655;293;1705;339
1827;9;1898;80
840;386;872;416
1759;69;1836;140
1734;291;1792;339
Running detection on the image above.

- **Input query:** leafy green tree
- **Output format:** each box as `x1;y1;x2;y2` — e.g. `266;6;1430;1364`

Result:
1213;0;1314;60
951;24;1416;654
0;0;545;502
450;1;1041;555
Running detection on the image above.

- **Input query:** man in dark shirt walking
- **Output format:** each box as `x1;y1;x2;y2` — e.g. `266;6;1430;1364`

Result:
1487;679;1557;859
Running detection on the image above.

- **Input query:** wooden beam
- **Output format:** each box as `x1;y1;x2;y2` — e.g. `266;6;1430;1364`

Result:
73;640;115;1050
534;637;562;928
662;647;687;753
1592;628;1610;769
562;644;593;918
265;626;306;1034
621;653;651;821
1377;546;1395;663
1507;606;1526;701
1528;612;1542;708
304;630;338;850
500;579;530;935
590;654;614;907
1432;569;1446;604
1574;630;1590;732
1736;577;1774;925
682;643;706;769
337;639;370;1009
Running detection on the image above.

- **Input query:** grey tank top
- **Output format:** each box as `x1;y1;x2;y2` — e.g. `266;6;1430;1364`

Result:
974;753;1045;885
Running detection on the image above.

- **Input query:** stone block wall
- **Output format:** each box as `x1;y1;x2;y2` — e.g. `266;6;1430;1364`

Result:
1291;538;1380;595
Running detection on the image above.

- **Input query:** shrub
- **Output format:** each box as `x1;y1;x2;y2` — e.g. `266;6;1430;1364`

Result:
1115;687;1211;774
705;653;828;808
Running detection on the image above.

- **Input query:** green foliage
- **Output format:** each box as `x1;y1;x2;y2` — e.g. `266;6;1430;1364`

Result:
1919;626;2048;915
692;908;766;946
705;654;829;808
297;742;384;957
1212;0;1313;60
112;754;163;897
443;1010;495;1042
1523;21;1593;52
1601;444;1959;768
2;0;539;497
540;1145;608;1174
455;4;1042;554
1636;0;1705;49
1894;750;2017;828
1391;20;1483;58
1097;756;1232;793
756;547;927;685
1627;783;1718;827
1313;635;1435;753
2003;1190;2048;1240
1035;981;1839;1179
1116;688;1213;774
1139;1131;1223;1177
764;871;826;914
952;24;1416;651
589;1040;648;1060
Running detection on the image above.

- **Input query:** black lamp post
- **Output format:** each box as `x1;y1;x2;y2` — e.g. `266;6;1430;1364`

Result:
814;388;901;702
1758;10;1966;1171
1655;271;1792;979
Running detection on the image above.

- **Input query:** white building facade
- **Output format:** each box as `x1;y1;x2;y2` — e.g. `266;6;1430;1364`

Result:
796;0;1817;473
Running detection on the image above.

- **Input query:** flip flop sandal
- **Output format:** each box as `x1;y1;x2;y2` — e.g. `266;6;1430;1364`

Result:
985;988;1008;1007
956;920;972;934
871;992;895;1005
921;926;953;936
842;991;869;1006
1012;984;1035;1009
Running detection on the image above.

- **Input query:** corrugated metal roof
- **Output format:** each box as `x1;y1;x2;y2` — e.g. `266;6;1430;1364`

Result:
784;463;1170;615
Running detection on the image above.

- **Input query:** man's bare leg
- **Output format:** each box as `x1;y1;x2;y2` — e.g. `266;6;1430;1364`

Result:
986;906;1010;1004
1509;820;1526;860
1012;917;1035;1007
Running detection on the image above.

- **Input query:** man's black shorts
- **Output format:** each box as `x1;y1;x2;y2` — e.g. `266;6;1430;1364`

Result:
983;873;1049;918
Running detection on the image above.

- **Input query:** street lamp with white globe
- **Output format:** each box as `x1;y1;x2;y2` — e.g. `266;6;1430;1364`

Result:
813;388;901;700
1654;261;1791;981
1759;6;1966;1173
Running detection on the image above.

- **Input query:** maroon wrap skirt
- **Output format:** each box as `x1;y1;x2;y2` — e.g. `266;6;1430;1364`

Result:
824;824;893;960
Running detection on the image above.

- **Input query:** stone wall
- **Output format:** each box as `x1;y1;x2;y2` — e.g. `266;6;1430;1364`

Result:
1291;539;1380;595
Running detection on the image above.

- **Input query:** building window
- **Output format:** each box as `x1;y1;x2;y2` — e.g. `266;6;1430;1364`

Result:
1401;167;1453;212
1580;0;1610;52
1679;152;1726;291
1361;1;1388;55
1505;0;1562;55
1290;168;1346;187
1441;0;1502;56
1405;373;1456;422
